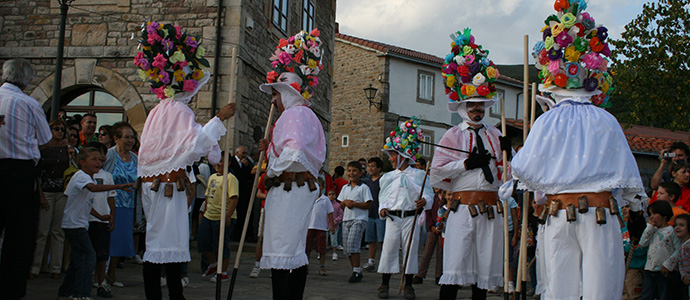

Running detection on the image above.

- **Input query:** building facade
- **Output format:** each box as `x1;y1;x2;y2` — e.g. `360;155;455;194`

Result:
0;0;336;152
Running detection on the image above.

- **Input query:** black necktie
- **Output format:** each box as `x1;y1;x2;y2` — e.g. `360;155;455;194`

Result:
472;127;494;184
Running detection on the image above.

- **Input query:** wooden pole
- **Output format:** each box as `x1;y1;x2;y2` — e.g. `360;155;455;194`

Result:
227;103;276;300
530;83;537;129
522;35;529;142
215;46;238;300
516;35;530;297
398;162;430;295
501;94;510;300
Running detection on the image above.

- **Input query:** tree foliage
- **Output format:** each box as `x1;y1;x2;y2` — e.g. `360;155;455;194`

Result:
609;0;690;131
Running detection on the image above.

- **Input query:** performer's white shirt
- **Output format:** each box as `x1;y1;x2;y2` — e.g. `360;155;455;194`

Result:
378;166;433;214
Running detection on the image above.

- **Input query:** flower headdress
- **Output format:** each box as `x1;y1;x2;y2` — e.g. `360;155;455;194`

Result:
263;29;323;101
533;0;614;107
383;117;423;162
134;21;210;102
442;28;500;111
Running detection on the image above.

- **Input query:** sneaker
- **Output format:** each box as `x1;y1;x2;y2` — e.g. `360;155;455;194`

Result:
249;267;261;278
181;277;189;287
209;273;229;283
160;277;166;287
110;281;124;288
97;284;113;298
347;272;363;283
319;267;327;276
332;252;338;261
508;281;516;293
316;254;320;260
363;262;376;272
526;288;535;297
378;284;389;299
92;282;99;288
336;245;344;251
403;285;416;299
202;265;218;278
134;255;144;265
412;275;423;284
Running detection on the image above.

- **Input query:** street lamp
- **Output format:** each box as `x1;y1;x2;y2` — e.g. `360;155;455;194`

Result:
363;84;381;110
51;0;74;121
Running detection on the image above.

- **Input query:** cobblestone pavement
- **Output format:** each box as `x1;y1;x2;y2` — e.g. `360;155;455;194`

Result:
25;241;513;300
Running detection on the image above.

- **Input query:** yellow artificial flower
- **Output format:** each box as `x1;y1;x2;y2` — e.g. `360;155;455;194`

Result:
446;75;456;87
174;70;186;82
138;69;147;80
601;81;609;93
540;25;549;32
463;46;473;56
164;86;175;98
308;59;317;69
302;91;311;100
462;85;476;96
294;39;302;49
169;50;186;64
486;67;497;79
401;139;409;148
451;42;456;47
543;76;553;89
196;46;206;59
564;46;580;62
191;69;204;80
158;23;164;29
551;23;564;36
142;45;151;51
560;13;577;28
544;36;555;50
146;68;159;79
161;29;169;38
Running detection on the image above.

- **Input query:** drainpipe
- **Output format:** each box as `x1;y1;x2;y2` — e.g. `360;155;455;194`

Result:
211;0;224;116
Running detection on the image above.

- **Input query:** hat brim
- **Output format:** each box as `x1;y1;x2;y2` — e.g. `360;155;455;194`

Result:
539;85;602;97
447;97;497;112
381;148;414;160
259;82;301;97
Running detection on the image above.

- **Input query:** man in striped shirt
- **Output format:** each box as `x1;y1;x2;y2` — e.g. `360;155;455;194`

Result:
0;58;52;300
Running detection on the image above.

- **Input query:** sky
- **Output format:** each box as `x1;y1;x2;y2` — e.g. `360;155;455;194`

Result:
335;0;656;65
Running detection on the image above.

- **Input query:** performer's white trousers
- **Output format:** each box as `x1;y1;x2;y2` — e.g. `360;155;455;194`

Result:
439;204;504;289
537;208;624;300
377;215;420;274
141;183;191;263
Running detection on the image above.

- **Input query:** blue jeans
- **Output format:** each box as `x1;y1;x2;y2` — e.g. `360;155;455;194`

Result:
640;270;669;300
58;228;96;297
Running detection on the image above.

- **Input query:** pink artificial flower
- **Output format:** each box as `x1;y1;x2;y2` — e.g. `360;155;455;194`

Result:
174;60;188;69
555;31;573;48
152;53;167;70
278;51;292;66
598;57;609;72
288;36;295;44
271;60;280;68
153;86;166;99
269;49;281;61
581;52;602;70
444;62;458;74
147;31;162;45
309;76;318;87
547;59;561;74
134;52;144;65
182;79;198;92
464;55;475;66
174;25;182;39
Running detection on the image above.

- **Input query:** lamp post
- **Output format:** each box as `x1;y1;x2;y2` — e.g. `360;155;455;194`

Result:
51;0;73;121
363;84;380;110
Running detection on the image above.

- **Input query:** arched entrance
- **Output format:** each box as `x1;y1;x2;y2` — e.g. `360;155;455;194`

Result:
30;60;148;132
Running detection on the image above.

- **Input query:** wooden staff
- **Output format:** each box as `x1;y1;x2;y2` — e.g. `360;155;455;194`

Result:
530;82;537;129
516;35;530;298
501;94;510;300
398;162;430;295
227;103;276;300
216;46;238;300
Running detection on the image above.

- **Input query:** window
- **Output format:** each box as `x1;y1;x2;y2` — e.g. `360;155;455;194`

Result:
341;135;349;147
420;131;435;157
417;70;434;104
302;0;315;32
272;0;288;33
64;90;126;128
489;88;505;118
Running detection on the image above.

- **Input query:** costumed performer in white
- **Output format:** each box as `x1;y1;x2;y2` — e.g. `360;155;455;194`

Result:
506;2;645;299
257;29;327;300
133;21;236;300
376;118;434;299
430;28;513;300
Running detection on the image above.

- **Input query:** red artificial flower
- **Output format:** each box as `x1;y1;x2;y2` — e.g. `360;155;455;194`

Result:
554;73;568;87
310;28;320;37
469;43;478;49
574;23;586;37
277;39;289;49
286;66;295;72
293;50;304;63
589;37;604;52
445;87;451;94
449;91;459;100
488;83;497;92
457;65;470;77
476;85;490;96
554;0;569;11
266;71;278;83
290;82;301;92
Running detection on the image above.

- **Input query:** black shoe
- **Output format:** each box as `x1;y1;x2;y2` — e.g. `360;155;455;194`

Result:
378;284;389;299
97;285;114;298
404;285;416;299
348;272;363;283
412;275;423;284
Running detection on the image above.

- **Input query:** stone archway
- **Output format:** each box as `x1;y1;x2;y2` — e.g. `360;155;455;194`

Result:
30;59;148;132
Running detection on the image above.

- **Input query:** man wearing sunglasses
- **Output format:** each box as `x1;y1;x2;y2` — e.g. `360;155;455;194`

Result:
0;58;52;300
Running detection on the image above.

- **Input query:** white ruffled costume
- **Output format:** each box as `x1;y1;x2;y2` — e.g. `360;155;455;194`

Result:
137;75;227;263
258;74;326;270
430;100;509;290
509;90;644;300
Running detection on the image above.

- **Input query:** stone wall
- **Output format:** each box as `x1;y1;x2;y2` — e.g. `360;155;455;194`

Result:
330;39;387;172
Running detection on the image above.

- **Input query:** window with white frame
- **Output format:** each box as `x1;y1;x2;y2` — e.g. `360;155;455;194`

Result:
341;135;349;147
302;0;315;32
417;70;434;104
489;88;505;118
272;0;288;33
420;131;434;157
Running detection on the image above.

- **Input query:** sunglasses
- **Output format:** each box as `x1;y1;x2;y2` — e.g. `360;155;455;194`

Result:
51;127;66;132
69;134;78;139
96;131;109;137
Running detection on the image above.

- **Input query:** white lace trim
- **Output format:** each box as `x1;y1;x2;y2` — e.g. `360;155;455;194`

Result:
277;147;319;177
259;253;308;270
438;272;503;290
143;250;191;264
516;177;643;197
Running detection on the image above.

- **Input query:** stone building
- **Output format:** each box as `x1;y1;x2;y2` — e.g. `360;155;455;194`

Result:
331;31;527;171
0;0;336;152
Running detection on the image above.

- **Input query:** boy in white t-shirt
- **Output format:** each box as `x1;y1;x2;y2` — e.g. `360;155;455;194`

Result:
57;147;133;300
306;177;335;276
339;161;373;283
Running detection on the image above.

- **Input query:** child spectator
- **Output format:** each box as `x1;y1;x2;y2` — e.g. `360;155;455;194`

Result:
198;155;239;283
677;214;690;298
328;188;343;261
671;214;690;299
363;157;385;272
333;166;348;196
306;177;335;275
339;161;373;283
639;201;681;300
56;147;132;300
622;204;649;300
658;181;689;226
85;142;117;298
415;189;450;285
502;192;520;294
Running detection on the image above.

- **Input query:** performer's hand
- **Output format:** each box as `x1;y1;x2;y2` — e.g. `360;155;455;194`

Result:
464;151;490;170
661;265;670;276
499;136;512;154
259;139;269;152
216;103;237;121
380;208;389;218
415;198;426;209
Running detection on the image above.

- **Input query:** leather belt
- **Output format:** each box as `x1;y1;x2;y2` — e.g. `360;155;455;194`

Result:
141;169;186;183
546;192;611;210
388;209;418;218
452;191;499;206
265;171;317;192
